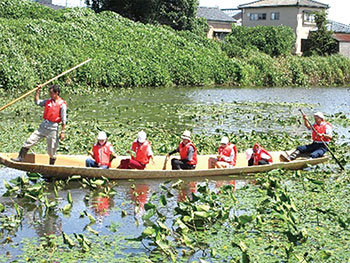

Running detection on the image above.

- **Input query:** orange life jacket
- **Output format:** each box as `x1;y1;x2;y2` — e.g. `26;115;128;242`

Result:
92;142;113;167
218;143;237;166
312;122;332;142
43;98;66;123
179;141;197;165
253;143;273;165
132;140;152;165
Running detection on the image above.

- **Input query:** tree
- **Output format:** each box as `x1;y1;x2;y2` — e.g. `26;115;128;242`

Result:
304;11;337;56
86;0;201;32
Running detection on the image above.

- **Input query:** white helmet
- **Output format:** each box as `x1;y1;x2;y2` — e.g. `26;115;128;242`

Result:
137;131;147;143
314;112;325;120
97;131;107;141
220;136;229;144
181;130;191;140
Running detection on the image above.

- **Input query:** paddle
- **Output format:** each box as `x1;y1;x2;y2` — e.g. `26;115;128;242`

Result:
299;109;345;171
162;155;169;170
0;58;92;112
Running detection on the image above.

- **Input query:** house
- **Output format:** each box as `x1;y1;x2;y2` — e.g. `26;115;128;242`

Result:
328;21;350;58
32;0;85;8
197;7;236;40
221;8;243;26
238;0;329;55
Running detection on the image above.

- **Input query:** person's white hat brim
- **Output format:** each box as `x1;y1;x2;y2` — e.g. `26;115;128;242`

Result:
137;131;147;143
221;136;229;144
314;112;325;120
181;130;191;140
97;131;107;140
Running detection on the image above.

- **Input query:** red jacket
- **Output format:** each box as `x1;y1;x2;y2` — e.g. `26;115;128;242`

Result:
312;122;332;142
43;98;66;123
92;142;114;167
218;143;237;166
179;141;197;165
132;140;152;165
253;143;273;165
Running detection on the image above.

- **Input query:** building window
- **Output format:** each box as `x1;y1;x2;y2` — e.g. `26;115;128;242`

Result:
270;12;280;20
250;13;266;21
303;11;315;23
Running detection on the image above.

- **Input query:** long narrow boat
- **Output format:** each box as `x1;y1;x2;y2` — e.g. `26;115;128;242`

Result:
0;151;328;180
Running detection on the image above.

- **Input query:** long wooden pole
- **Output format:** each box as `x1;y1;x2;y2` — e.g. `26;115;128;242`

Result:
0;58;92;112
299;109;345;171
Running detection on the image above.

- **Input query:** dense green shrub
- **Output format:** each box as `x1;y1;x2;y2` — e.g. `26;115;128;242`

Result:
223;25;296;57
0;0;350;91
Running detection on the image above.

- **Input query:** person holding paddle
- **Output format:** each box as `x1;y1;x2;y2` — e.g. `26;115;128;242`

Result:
286;111;332;161
166;130;197;170
11;84;67;165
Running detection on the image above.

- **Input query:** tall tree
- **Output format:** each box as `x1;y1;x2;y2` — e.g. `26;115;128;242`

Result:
86;0;200;31
305;11;337;56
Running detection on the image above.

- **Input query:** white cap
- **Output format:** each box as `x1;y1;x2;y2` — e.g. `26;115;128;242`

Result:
181;130;191;140
97;131;107;141
220;136;229;144
314;112;325;120
245;149;253;160
137;131;147;143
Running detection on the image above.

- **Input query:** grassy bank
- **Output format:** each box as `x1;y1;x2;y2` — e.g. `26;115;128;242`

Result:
1;0;350;91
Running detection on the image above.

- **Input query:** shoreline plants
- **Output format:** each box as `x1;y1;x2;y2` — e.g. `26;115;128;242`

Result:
1;0;350;91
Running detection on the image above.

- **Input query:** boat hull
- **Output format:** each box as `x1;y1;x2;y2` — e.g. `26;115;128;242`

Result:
0;152;329;180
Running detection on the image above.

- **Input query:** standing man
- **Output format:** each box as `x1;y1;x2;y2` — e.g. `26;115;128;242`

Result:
86;131;116;169
118;131;154;170
208;136;237;169
287;112;332;161
11;84;67;165
167;130;197;170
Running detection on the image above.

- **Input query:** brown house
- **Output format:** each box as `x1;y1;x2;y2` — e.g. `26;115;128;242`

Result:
197;7;236;40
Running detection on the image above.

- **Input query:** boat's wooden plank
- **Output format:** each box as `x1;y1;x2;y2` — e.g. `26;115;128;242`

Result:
0;152;328;180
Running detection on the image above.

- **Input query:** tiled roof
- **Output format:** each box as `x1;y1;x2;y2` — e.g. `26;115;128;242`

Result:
328;20;350;34
197;7;236;22
238;0;328;9
221;8;242;20
334;33;350;42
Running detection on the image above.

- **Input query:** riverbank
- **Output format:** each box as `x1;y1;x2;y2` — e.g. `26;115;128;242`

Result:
1;0;350;91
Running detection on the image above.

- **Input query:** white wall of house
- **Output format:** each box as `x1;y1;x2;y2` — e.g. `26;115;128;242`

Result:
339;42;350;58
52;0;85;7
241;6;325;54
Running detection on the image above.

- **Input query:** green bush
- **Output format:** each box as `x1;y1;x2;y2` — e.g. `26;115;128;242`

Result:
223;25;296;57
0;0;350;90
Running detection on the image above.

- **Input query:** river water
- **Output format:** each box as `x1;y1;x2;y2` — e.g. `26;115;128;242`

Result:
0;86;349;258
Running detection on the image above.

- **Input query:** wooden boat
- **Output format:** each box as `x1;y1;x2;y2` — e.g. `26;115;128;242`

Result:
0;151;328;180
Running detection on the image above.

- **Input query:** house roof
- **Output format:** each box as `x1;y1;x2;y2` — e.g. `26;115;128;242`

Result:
238;0;329;9
328;20;350;34
221;8;242;20
197;7;236;22
334;33;350;43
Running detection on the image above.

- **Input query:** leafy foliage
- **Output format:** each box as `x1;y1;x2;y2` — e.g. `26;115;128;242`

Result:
87;0;202;33
223;25;296;57
0;0;349;90
304;11;338;56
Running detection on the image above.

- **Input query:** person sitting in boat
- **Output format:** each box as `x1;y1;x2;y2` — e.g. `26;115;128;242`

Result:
286;112;332;161
11;84;66;165
118;131;154;170
246;143;273;166
167;130;197;170
208;136;237;169
86;131;116;169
